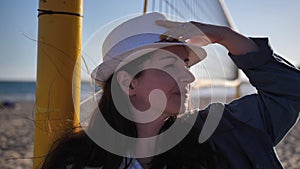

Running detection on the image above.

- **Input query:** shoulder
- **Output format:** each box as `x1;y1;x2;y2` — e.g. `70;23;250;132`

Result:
42;130;106;168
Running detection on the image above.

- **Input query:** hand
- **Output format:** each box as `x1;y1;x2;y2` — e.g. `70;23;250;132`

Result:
156;20;258;55
155;20;226;46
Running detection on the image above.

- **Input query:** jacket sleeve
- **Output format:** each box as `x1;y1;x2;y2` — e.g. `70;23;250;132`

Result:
226;38;300;146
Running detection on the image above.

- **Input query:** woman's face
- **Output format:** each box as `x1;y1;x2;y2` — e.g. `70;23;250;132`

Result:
129;46;195;118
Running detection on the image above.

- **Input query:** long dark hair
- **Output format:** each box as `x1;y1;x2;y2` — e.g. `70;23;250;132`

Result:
41;51;217;169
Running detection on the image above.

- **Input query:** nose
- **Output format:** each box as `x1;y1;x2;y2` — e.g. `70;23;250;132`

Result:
180;67;195;84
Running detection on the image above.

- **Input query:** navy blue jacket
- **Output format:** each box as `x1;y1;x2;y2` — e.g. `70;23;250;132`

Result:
197;38;300;169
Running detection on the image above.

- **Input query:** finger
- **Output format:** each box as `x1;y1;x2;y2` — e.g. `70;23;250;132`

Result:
187;36;211;46
160;28;189;42
170;30;187;40
165;26;190;40
155;20;181;28
166;23;193;37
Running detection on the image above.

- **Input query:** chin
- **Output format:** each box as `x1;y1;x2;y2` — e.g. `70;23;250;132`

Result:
165;96;189;114
180;104;188;114
167;104;188;115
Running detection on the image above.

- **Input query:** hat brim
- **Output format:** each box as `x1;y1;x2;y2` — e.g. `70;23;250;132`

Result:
91;42;207;88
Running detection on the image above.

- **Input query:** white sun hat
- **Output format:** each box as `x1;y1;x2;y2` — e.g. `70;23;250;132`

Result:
91;12;207;88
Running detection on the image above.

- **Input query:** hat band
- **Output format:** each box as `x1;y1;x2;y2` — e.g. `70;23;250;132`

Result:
104;33;182;61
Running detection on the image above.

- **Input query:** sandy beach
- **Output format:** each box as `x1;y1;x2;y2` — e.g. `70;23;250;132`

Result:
0;99;299;169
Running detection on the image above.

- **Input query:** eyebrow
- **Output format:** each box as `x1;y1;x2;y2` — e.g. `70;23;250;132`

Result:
159;55;178;61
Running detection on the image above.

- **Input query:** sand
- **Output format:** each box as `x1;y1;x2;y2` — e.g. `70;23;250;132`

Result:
0;100;299;169
0;101;35;169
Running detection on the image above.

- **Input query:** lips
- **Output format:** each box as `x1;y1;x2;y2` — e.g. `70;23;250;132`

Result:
173;91;189;98
172;85;189;98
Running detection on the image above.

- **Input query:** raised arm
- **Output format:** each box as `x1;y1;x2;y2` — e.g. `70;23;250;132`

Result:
157;20;300;145
156;20;259;55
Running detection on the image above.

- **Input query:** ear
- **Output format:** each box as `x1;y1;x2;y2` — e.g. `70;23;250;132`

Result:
116;70;136;96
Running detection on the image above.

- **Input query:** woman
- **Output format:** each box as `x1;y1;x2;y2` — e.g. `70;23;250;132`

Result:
41;12;300;169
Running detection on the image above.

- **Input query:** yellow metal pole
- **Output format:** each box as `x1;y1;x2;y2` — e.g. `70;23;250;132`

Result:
143;0;148;14
33;0;83;168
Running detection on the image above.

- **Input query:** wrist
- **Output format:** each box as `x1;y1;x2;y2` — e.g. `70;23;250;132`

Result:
218;26;235;46
205;24;229;44
219;28;259;55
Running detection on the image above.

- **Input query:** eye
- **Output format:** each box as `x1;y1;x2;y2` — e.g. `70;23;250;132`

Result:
164;64;175;69
184;58;190;68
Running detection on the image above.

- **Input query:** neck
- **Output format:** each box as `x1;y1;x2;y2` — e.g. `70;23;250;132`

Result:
131;104;170;137
135;116;167;137
137;158;152;169
134;112;170;169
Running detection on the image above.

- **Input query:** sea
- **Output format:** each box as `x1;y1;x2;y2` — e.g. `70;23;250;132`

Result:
0;81;95;102
0;81;256;103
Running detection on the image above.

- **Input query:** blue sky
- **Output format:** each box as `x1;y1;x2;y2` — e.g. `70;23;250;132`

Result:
0;0;299;81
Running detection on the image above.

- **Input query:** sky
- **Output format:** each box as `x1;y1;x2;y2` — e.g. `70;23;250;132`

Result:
0;0;299;81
